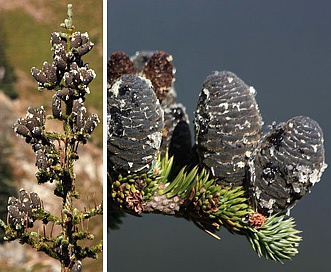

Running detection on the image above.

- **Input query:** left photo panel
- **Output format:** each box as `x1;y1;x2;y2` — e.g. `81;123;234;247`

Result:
0;1;103;271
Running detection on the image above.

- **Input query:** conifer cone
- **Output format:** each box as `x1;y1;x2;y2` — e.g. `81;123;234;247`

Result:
107;52;136;87
133;50;192;168
130;50;176;103
107;74;164;175
248;116;327;215
194;71;263;187
142;51;174;102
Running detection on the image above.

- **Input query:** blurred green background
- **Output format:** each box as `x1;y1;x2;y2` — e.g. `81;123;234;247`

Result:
108;1;331;271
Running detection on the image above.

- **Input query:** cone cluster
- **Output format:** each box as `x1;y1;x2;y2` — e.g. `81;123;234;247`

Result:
108;50;174;101
194;71;327;216
32;31;94;94
108;51;192;167
107;51;326;262
12;26;99;184
7;189;41;233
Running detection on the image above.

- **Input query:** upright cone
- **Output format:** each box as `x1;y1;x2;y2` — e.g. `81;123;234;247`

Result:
194;71;263;187
248;116;327;215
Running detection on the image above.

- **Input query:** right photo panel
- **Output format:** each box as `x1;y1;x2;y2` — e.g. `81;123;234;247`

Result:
107;1;331;272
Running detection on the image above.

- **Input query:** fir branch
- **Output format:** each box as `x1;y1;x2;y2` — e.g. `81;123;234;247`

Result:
244;215;302;263
108;33;325;266
109;152;302;261
1;4;102;271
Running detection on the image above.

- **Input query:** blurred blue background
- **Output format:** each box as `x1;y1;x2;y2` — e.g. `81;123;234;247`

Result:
107;1;331;271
